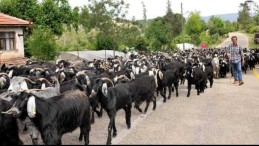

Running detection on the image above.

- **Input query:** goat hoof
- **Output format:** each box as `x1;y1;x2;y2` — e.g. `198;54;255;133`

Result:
23;126;28;132
127;125;131;129
32;139;38;145
113;132;117;137
79;136;83;142
137;109;143;113
106;142;112;145
91;119;95;124
163;100;166;103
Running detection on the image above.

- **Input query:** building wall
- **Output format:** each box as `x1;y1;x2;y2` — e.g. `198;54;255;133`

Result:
0;27;25;61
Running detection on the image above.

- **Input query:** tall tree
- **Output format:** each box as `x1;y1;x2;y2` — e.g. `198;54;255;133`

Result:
141;1;147;29
185;11;205;45
238;2;253;30
87;0;129;55
0;0;78;36
163;0;184;37
208;16;226;36
145;17;172;51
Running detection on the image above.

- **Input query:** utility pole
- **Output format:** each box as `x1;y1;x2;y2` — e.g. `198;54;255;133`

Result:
181;3;185;51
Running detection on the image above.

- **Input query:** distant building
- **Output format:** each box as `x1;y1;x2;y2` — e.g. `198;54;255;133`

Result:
0;13;31;64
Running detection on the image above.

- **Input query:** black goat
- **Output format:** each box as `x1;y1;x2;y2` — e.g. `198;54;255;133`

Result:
157;68;179;102
185;65;207;97
89;78;132;145
0;93;23;145
3;88;91;145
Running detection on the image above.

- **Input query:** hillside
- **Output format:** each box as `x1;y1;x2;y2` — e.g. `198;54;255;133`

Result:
201;13;239;22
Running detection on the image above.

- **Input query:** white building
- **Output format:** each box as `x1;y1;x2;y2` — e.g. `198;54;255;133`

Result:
0;13;31;63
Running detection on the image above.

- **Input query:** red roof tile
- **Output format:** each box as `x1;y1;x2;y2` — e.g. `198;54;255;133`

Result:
0;13;31;26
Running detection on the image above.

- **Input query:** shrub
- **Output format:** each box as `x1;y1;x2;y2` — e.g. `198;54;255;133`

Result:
28;27;59;61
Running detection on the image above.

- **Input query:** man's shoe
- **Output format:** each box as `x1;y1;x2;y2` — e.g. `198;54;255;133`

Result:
233;80;239;84
239;81;244;85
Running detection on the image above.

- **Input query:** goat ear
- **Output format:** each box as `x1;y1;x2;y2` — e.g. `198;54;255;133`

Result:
27;96;36;118
102;83;108;97
158;71;163;80
130;72;135;80
20;80;29;91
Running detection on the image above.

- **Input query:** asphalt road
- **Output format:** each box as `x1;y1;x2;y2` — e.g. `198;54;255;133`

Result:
19;67;259;145
217;32;249;48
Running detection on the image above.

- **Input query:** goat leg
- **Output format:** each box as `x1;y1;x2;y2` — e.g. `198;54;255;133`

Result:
124;104;132;129
168;86;172;99
187;83;191;97
112;120;117;137
152;94;156;111
144;100;150;114
174;82;179;97
106;113;115;145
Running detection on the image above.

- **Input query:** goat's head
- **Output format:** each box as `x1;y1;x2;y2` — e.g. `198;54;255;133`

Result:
185;66;194;78
0;73;10;89
89;78;114;99
8;76;29;93
2;91;31;118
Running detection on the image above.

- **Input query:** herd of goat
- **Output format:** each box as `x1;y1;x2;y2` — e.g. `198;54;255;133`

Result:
0;48;258;145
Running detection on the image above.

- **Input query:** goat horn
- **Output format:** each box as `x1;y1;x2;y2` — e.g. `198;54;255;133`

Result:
76;71;86;76
117;75;130;81
101;78;114;87
35;68;44;72
23;78;36;84
2;107;17;115
26;89;42;93
0;95;12;102
0;73;9;77
37;78;52;85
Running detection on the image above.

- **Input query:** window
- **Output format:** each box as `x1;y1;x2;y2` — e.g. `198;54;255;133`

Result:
0;32;15;51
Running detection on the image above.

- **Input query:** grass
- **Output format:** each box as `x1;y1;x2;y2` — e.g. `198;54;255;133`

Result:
239;30;259;49
244;33;259;49
210;36;227;48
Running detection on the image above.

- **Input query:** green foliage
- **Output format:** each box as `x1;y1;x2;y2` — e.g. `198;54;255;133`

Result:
174;34;192;44
96;32;117;50
120;24;142;48
36;0;78;36
238;2;253;31
199;31;211;45
145;17;172;50
86;0;130;54
57;26;93;51
248;25;259;33
134;36;149;51
185;12;205;45
0;0;39;22
28;27;59;61
0;0;78;36
163;1;184;38
208;16;226;36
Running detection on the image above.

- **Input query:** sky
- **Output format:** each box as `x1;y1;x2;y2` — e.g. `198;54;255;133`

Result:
68;0;258;20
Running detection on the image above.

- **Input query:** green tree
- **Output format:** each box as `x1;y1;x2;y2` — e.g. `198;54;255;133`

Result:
0;0;39;22
141;1;147;30
208;16;226;36
134;36;149;51
185;11;205;45
36;0;78;36
145;17;172;50
238;2;253;31
163;0;184;37
28;27;59;61
87;0;129;55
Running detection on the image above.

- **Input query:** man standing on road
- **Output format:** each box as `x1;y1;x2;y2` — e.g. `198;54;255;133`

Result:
226;36;244;86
